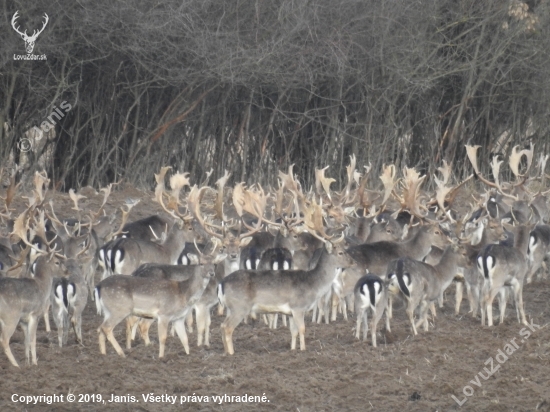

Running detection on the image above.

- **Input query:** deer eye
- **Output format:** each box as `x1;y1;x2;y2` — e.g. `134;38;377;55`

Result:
435;230;441;235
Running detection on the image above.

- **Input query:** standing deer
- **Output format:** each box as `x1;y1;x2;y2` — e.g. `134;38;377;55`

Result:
218;239;355;354
94;257;218;358
0;252;64;367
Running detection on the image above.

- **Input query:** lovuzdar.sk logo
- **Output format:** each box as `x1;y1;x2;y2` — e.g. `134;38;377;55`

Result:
12;10;48;61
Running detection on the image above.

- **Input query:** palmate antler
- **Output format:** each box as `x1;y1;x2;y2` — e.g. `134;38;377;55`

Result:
215;170;230;220
302;198;333;243
105;199;140;241
315;166;336;201
465;145;518;200
379;164;397;207
232;183;281;232
393;167;428;219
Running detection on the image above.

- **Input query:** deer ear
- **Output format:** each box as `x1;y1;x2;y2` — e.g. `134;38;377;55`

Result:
240;237;253;247
186;254;199;265
213;254;227;265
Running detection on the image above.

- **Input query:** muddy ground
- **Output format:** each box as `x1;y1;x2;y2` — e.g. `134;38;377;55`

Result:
0;185;549;412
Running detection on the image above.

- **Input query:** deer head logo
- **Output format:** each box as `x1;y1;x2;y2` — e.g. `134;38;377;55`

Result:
11;11;49;54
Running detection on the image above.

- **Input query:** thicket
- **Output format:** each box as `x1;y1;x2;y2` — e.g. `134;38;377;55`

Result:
1;0;549;190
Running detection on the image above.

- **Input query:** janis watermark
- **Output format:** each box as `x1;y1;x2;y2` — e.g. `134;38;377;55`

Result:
452;320;541;406
18;101;72;153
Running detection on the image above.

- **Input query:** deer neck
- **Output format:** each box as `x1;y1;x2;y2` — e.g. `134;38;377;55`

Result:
164;224;186;259
434;247;459;281
513;226;531;256
178;272;208;304
308;249;339;287
33;264;56;296
405;228;432;259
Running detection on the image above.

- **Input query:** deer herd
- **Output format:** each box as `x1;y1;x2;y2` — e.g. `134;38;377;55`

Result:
0;144;548;367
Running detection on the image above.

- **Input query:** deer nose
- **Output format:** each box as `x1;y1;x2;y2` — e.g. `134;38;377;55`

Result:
230;253;238;259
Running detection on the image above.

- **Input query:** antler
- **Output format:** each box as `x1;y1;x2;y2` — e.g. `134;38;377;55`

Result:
11;11;26;38
315;166;336;201
105;199;140;241
394;167;427;219
509;143;534;180
379;164;397;206
232;183;278;233
92;182;118;219
9;209;44;254
11;11;49;40
69;189;86;212
344;154;356;199
215;170;230;220
302;198;333;243
465;144;517;200
166;172;191;215
187;185;223;239
538;154;549;187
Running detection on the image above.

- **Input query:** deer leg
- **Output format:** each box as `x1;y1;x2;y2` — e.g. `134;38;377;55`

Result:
341;298;348;321
21;321;30;365
311;303;317;322
221;310;245;355
455;282;463;315
72;314;83;345
430;302;437;319
331;292;339;322
98;328;107;355
484;287;501;327
511;279;528;326
126;316;137;348
29;316;39;365
173;318;190;355
324;293;331;325
204;307;212;347
185;311;194;334
354;306;363;340
62;312;69;346
415;300;429;331
43;307;51;333
406;301;418;335
157;318;169;358
498;288;507;324
99;314;126;357
291;311;307;350
362;311;369;341
195;305;206;347
1;318;19;368
372;307;385;348
289;316;298;350
139;319;153;346
52;307;64;348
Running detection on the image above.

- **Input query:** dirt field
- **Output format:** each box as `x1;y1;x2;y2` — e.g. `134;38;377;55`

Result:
1;186;549;411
